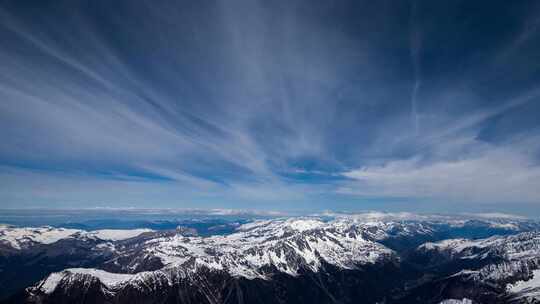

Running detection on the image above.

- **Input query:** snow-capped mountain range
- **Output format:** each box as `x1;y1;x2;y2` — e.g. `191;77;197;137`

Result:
1;213;540;304
0;225;152;250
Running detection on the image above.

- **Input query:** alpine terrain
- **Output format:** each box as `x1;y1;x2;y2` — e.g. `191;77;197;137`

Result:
1;213;540;304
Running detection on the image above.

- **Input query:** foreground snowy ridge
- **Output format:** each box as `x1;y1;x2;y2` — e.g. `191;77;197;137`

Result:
31;218;399;295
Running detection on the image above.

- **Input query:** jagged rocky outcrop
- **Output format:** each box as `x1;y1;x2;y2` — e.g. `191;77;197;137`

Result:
395;232;540;304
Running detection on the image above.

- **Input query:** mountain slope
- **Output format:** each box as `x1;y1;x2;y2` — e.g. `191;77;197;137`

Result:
2;215;540;304
397;232;540;304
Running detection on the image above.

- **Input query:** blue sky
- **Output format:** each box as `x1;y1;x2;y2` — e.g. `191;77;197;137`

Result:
1;0;540;214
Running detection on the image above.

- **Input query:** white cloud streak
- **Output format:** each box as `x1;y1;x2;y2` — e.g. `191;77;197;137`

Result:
341;137;540;203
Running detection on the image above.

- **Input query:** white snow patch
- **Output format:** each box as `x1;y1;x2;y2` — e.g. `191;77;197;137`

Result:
66;268;135;286
439;299;473;304
508;269;540;297
286;219;325;231
0;227;81;249
40;272;66;294
38;268;155;294
489;222;519;230
83;229;152;241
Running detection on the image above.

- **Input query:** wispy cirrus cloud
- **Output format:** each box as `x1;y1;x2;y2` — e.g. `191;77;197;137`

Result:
0;0;539;211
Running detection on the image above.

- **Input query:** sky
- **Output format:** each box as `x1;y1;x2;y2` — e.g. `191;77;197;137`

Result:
1;0;540;214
